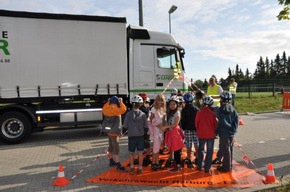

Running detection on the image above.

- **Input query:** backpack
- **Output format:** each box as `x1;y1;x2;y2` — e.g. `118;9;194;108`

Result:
101;116;121;134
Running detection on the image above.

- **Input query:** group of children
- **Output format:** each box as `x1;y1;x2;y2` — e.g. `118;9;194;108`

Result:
101;89;238;175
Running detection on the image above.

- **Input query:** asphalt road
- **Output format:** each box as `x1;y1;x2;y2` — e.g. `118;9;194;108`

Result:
0;112;290;192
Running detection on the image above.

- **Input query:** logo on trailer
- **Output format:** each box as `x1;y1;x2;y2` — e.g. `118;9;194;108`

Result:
156;74;174;81
0;31;10;55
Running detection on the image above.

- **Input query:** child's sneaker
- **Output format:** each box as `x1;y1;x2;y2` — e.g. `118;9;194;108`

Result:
183;158;190;164
137;169;142;175
187;161;193;168
170;161;176;168
152;164;161;171
116;166;127;172
212;158;222;164
143;156;151;167
165;158;173;168
196;166;202;171
109;159;117;166
129;168;135;175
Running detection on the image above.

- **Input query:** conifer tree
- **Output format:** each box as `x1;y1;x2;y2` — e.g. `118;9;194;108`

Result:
265;57;270;77
245;68;250;80
274;54;282;76
281;51;288;76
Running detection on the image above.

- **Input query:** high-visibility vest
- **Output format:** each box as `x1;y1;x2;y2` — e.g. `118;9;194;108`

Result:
207;84;221;106
229;82;237;94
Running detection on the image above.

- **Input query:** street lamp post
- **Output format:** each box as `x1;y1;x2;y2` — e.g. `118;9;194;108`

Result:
139;0;143;26
168;5;177;34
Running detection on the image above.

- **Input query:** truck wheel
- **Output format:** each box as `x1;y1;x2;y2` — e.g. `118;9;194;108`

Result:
0;112;32;144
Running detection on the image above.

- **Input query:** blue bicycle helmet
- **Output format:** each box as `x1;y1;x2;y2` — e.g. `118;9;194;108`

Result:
220;91;232;102
183;92;194;103
203;96;214;106
109;96;119;104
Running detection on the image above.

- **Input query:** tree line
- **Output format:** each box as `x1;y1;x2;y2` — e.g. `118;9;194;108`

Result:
193;51;290;91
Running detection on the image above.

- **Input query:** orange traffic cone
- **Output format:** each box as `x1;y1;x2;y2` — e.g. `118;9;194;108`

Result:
52;165;70;187
264;163;277;184
239;116;244;125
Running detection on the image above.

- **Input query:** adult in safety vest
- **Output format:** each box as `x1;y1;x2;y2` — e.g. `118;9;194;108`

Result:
207;77;223;107
228;78;237;106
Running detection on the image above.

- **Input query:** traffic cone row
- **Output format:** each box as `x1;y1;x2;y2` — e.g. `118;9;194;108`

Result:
52;165;70;187
239;116;244;125
264;163;277;184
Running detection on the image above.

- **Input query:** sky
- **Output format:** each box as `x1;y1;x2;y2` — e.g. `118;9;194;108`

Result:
1;0;290;81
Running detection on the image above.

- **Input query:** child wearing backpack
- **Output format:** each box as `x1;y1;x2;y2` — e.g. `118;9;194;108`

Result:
102;96;127;172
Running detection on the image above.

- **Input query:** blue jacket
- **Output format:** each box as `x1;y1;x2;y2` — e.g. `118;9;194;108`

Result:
217;103;238;138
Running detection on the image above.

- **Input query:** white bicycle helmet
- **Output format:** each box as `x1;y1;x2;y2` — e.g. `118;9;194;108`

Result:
168;95;179;103
131;95;143;103
203;96;214;106
170;88;178;95
220;91;232;102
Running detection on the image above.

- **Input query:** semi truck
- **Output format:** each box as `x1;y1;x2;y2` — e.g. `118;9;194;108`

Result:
0;9;188;144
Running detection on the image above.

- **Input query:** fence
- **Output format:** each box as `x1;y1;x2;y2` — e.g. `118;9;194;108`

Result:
236;81;290;98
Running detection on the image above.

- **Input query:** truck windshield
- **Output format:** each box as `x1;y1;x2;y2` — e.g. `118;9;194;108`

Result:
157;48;177;69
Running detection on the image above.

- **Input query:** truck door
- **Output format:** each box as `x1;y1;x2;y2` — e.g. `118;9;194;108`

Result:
154;46;184;98
132;45;184;99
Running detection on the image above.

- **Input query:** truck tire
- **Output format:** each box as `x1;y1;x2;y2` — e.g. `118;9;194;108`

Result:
0;112;32;144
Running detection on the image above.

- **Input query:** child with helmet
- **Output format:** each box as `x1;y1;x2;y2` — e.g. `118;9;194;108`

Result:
138;93;152;166
102;96;127;172
170;88;178;96
195;96;218;173
158;95;184;173
123;95;148;175
216;91;239;172
181;92;200;168
149;93;166;171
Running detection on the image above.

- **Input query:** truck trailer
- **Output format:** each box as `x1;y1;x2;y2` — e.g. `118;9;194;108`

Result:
0;10;188;144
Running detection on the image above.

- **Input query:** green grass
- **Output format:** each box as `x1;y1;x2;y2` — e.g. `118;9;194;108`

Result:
234;92;283;114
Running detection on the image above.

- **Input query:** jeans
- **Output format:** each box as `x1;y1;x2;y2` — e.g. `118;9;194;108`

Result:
219;137;233;170
197;138;215;171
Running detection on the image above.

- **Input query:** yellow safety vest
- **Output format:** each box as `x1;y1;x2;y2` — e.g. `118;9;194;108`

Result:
229;82;237;93
207;84;221;106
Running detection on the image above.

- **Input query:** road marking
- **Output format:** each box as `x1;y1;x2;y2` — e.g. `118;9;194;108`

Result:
258;141;265;144
280;138;286;140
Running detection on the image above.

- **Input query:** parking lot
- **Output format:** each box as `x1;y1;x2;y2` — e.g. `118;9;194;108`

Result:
1;112;290;192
